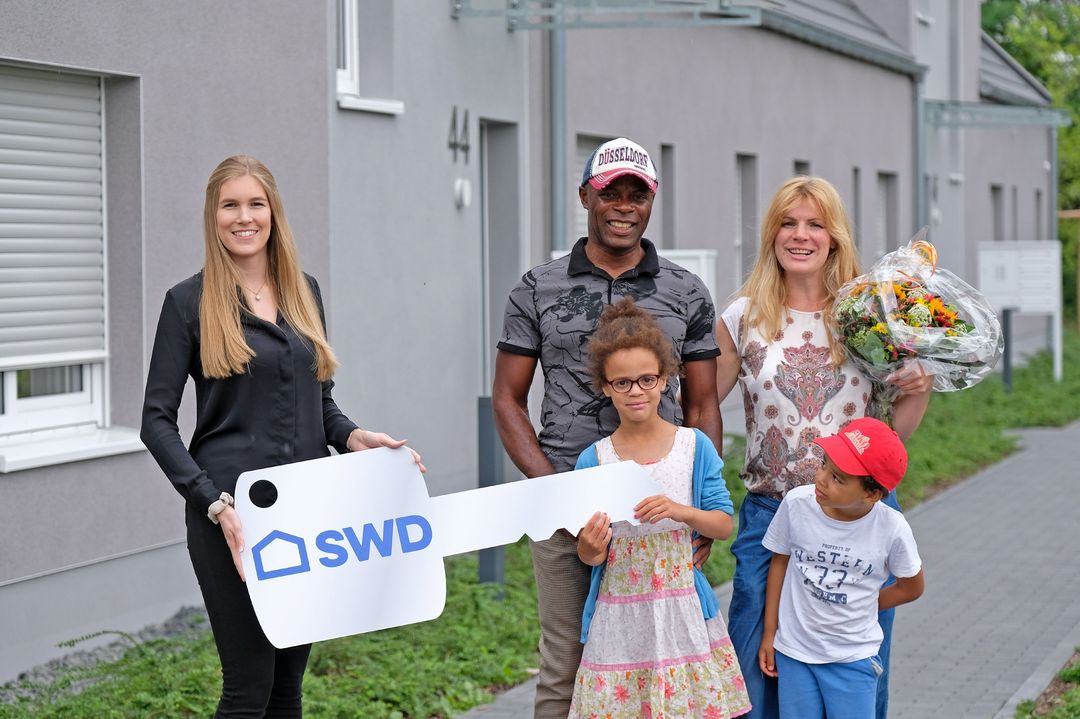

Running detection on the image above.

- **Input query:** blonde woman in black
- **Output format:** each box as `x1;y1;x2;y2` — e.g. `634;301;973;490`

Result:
141;155;421;717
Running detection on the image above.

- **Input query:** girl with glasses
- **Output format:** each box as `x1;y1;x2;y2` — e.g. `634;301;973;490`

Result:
567;297;751;719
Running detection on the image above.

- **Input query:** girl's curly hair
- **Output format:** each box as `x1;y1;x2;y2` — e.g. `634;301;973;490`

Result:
586;297;681;391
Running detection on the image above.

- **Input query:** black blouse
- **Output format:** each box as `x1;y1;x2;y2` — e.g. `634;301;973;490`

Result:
140;272;358;516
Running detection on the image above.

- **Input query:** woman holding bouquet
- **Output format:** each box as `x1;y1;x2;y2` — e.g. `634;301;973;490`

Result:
715;176;932;719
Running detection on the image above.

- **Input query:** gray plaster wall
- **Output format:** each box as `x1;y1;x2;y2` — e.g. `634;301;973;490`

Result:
326;5;534;497
966;126;1055;245
0;0;333;677
561;24;916;303
965;124;1057;354
916;0;983;103
854;0;914;53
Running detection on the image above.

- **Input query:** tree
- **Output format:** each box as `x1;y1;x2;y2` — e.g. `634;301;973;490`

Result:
983;0;1080;320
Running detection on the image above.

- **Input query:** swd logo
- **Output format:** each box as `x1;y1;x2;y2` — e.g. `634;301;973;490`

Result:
252;514;433;581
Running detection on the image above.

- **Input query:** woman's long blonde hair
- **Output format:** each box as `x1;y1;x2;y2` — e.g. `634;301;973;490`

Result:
737;176;861;365
199;155;339;381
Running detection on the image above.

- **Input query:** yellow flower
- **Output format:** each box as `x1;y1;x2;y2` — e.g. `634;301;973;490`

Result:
872;322;888;335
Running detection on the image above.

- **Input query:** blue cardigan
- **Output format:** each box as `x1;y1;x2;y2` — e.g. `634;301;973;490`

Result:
576;428;733;643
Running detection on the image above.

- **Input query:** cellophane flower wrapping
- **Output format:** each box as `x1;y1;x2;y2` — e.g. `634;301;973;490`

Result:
832;231;1004;395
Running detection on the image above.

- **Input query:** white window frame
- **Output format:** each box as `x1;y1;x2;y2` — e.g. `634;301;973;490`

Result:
0;361;104;436
336;0;404;115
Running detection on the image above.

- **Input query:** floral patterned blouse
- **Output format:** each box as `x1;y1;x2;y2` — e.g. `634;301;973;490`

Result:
721;297;873;499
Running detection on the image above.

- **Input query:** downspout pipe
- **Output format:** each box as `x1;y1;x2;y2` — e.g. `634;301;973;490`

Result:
1050;125;1059;242
916;72;928;231
550;4;567;251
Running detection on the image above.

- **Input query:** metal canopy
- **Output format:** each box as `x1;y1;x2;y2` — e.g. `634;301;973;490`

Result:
450;0;761;32
925;100;1071;129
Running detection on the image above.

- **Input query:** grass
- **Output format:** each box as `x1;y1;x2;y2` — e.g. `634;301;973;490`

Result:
1015;652;1080;719
3;329;1079;718
0;543;540;719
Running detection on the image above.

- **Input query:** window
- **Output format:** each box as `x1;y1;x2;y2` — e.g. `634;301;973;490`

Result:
0;64;106;437
660;144;675;249
875;172;898;254
990;184;1004;242
336;0;404;115
851;166;862;250
1035;188;1044;241
573;133;613;248
736;154;758;283
1011;185;1019;243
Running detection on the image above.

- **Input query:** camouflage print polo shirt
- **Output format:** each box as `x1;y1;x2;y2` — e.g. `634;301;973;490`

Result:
498;238;719;474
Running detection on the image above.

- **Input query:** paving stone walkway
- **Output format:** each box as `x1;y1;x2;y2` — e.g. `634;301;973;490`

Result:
460;420;1080;719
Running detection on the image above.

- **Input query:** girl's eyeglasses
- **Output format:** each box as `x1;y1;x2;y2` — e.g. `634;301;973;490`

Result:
606;374;660;393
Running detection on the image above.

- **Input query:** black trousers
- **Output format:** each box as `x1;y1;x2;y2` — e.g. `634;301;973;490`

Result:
187;505;312;718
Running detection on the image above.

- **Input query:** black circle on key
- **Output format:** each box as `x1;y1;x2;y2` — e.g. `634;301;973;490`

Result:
249;480;278;509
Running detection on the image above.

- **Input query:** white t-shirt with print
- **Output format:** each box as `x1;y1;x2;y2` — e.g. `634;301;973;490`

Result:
762;484;922;664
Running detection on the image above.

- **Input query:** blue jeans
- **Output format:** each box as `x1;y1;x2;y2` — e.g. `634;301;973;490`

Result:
775;651;882;719
727;492;899;719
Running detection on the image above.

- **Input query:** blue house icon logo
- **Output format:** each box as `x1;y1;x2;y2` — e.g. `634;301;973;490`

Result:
252;530;310;581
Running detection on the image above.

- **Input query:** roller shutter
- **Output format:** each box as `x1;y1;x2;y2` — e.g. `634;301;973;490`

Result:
0;64;104;367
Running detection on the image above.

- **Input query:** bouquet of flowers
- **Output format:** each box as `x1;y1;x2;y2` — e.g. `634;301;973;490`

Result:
833;230;1004;405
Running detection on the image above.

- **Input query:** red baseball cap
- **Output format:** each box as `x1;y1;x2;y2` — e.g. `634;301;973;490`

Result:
813;417;908;492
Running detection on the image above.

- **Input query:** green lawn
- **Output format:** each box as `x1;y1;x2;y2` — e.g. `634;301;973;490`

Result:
3;330;1079;718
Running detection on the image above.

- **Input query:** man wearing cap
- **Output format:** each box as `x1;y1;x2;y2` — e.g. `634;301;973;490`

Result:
493;137;722;717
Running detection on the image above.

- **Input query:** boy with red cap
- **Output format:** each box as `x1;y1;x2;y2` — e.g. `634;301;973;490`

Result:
757;417;925;719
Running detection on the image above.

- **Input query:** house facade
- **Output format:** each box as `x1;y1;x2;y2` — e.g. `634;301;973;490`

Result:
0;0;343;680
0;0;1061;680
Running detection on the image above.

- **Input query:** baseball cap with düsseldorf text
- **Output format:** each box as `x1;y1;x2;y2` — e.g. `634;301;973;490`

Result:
581;137;658;193
813;417;908;492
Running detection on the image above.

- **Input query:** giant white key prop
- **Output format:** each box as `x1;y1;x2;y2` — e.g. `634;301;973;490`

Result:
235;447;661;648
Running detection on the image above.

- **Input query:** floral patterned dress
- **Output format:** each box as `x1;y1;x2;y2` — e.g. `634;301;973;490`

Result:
568;428;751;719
